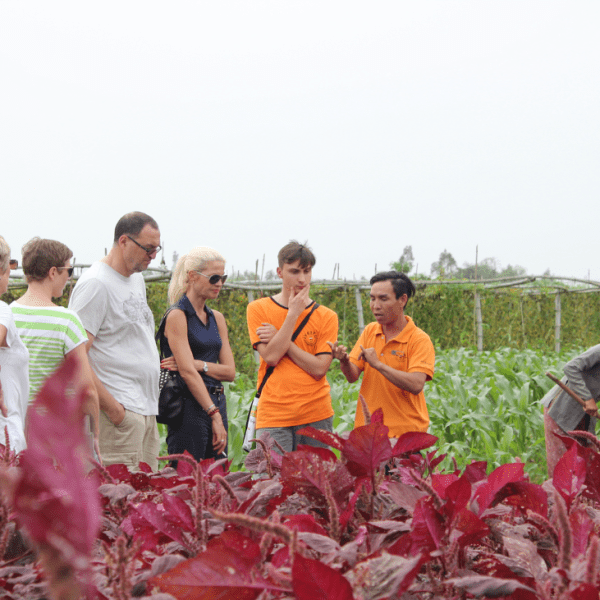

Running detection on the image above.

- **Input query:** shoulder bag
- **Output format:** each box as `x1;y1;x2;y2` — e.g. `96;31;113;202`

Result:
242;302;320;451
156;307;189;426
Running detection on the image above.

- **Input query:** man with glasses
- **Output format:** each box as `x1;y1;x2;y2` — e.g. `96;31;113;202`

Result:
70;212;162;471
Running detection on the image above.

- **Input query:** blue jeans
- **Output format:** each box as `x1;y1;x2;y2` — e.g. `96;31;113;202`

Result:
256;416;333;454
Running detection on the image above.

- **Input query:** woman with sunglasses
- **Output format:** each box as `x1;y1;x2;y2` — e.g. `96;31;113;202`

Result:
10;238;100;455
159;247;234;461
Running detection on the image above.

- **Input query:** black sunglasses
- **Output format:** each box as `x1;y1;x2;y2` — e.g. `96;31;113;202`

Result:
126;235;162;256
57;266;75;277
197;272;228;285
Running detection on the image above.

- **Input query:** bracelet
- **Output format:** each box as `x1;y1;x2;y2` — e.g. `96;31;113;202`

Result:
206;405;220;417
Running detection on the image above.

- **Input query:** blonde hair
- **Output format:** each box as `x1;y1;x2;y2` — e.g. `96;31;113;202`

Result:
168;246;225;305
0;236;10;273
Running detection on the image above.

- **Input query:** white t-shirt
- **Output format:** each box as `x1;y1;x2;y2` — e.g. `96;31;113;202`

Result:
69;262;159;415
0;301;30;453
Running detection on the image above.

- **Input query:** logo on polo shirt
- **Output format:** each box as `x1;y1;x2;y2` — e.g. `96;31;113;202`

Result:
303;329;317;347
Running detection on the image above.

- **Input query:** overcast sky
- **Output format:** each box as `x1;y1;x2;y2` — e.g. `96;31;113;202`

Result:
2;2;599;281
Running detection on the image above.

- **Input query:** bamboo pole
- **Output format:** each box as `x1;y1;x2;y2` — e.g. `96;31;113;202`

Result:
475;291;483;351
247;290;259;366
355;287;365;334
545;373;586;408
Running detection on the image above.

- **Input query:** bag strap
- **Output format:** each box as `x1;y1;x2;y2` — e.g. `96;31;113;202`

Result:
255;302;320;398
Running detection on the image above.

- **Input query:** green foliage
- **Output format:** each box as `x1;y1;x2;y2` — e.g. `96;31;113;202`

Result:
141;282;600;378
426;346;577;482
157;346;579;479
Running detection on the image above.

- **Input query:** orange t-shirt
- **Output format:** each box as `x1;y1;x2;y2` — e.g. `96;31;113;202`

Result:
247;297;338;428
349;316;435;437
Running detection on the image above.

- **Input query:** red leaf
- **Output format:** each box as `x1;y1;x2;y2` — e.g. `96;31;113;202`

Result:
569;583;599;600
472;462;526;516
176;451;196;477
490;482;548;518
106;463;133;482
463;460;488;483
349;553;424;599
130;471;152;490
370;407;385;424
284;514;328;536
121;512;162;551
408;497;445;554
296;444;338;463
391;431;438;457
292;554;354;600
296;426;345;451
444;475;472;518
161;491;195;532
580;448;600;504
150;531;288;598
339;478;371;529
280;450;354;506
452;508;489;546
13;354;100;562
569;508;594;557
448;575;537;599
426;450;446;472
553;444;587;508
430;472;459;500
342;422;392;477
131;501;189;548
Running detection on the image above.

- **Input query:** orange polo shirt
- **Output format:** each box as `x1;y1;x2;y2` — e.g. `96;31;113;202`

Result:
349;316;435;437
247;297;338;428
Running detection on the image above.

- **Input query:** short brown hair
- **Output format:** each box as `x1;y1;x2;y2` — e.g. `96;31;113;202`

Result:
22;238;73;282
114;211;159;243
277;240;316;269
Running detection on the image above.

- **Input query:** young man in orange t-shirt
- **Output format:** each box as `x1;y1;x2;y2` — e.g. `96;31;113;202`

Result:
329;271;435;438
246;241;338;452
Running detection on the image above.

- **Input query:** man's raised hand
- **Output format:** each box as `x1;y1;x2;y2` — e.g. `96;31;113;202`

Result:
359;345;381;368
288;285;310;317
327;341;349;363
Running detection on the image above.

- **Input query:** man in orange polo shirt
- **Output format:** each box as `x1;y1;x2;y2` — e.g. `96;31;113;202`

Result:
246;241;338;452
329;271;435;438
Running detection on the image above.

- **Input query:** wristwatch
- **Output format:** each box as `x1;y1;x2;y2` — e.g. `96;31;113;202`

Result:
203;361;209;373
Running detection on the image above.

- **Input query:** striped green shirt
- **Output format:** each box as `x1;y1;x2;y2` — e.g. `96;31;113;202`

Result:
10;304;88;403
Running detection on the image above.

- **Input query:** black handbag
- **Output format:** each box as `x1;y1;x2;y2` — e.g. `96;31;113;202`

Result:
157;370;187;425
155;308;189;426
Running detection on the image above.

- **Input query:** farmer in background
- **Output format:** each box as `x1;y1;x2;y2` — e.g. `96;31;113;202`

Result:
246;241;338;452
542;345;600;476
329;271;435;438
69;212;161;471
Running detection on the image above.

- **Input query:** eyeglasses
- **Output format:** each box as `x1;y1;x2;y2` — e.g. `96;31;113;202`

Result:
126;235;162;256
57;266;75;277
196;272;228;285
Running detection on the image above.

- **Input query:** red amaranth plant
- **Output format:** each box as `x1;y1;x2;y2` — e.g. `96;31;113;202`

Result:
2;362;600;599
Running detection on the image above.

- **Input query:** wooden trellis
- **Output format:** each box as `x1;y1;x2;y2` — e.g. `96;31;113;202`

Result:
8;269;600;353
